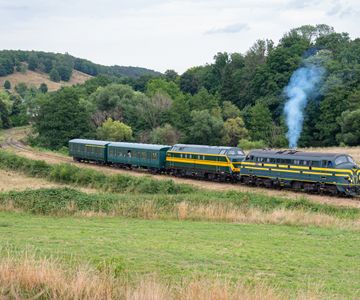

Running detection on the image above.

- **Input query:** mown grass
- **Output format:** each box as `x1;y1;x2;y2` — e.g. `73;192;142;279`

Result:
0;150;193;194
0;211;359;298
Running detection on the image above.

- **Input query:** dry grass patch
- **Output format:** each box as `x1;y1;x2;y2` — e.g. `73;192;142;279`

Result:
0;169;95;194
174;202;360;230
0;69;92;92
0;255;328;300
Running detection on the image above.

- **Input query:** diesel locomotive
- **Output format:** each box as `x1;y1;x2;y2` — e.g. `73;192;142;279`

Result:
69;139;360;196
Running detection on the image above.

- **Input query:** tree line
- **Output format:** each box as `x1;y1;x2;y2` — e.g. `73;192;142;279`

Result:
1;24;360;149
0;50;160;82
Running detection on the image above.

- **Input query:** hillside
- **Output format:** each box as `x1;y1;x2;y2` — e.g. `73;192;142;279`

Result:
0;50;161;81
0;68;92;92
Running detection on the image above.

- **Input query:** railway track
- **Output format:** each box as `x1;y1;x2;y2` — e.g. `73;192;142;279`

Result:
1;127;360;208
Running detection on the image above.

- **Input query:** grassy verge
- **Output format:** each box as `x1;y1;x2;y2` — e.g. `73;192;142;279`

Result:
0;150;194;194
0;211;359;298
0;188;359;229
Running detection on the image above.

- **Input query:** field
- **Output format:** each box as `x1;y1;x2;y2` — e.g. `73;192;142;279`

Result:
1;128;360;299
0;69;92;92
1;211;360;298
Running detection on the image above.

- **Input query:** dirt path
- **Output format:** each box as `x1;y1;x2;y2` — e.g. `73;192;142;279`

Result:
1;127;360;208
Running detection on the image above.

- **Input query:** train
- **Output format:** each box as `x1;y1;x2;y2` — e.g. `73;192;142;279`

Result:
69;139;360;196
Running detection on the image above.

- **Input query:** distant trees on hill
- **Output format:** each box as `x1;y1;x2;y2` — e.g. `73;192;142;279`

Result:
0;50;161;83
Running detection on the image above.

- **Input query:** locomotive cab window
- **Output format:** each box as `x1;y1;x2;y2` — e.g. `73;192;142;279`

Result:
311;161;320;167
335;156;347;166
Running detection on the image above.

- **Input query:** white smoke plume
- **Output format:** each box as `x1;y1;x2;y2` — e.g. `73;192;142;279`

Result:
284;62;325;148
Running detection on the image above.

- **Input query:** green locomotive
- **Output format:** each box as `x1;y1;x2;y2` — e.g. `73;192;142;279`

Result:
239;149;359;195
165;144;245;180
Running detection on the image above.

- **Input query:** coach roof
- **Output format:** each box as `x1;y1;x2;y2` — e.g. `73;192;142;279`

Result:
69;139;110;146
108;142;170;151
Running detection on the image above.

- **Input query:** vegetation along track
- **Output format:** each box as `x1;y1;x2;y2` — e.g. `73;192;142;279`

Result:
2;127;360;208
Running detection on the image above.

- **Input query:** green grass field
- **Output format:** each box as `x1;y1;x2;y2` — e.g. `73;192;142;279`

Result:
1;211;359;298
1;145;360;298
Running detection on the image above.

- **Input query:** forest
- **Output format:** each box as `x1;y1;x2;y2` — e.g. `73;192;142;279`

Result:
1;24;360;149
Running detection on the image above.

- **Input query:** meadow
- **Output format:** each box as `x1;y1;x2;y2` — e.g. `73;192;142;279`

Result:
1;145;360;298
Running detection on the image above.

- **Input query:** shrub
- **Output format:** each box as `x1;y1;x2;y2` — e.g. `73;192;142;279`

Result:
238;139;266;150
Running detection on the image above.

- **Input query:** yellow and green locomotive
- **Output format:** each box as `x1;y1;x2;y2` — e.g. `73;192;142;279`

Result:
239;149;359;196
165;144;245;180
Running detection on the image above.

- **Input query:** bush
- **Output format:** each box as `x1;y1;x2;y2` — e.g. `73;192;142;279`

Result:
238;139;266;150
0;187;358;220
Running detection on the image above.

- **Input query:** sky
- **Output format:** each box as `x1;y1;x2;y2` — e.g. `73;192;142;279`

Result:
1;0;359;73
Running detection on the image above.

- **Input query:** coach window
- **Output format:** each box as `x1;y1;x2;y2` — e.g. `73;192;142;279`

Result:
152;152;158;160
127;150;132;158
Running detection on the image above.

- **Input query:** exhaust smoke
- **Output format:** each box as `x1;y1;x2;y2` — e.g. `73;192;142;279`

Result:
284;61;325;148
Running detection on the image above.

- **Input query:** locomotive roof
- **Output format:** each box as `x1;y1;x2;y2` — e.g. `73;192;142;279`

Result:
248;149;346;161
69;139;110;146
170;144;241;155
108;142;171;151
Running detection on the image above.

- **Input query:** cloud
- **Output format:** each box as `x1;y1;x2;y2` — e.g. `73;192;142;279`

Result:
326;0;355;17
286;0;321;9
205;23;249;35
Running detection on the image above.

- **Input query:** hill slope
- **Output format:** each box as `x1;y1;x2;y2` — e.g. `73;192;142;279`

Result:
0;69;92;92
0;50;161;80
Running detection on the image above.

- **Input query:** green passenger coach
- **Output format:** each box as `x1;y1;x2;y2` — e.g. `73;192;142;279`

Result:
107;142;171;170
166;144;245;180
69;139;109;163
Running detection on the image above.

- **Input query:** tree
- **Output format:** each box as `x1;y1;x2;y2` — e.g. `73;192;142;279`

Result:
28;53;39;71
96;118;132;141
222;117;248;146
39;83;48;93
50;68;61;82
338;109;360;146
164;69;178;82
187;110;224;145
15;83;27;98
179;67;202;95
89;83;146;131
145;78;181;100
221;101;241;120
188;88;219;111
34;88;91;149
137;92;172;129
248;103;273;144
149;123;180;145
0;92;11;129
3;80;11;90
